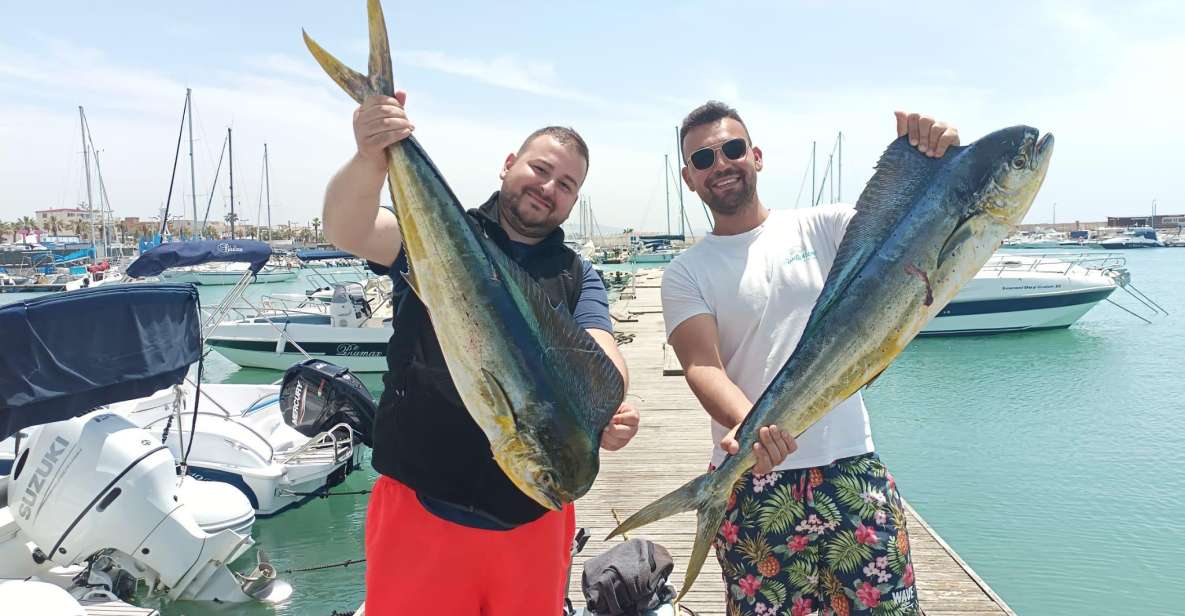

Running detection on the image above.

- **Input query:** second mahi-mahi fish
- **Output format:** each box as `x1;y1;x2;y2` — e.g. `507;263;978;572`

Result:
609;125;1053;599
302;0;624;511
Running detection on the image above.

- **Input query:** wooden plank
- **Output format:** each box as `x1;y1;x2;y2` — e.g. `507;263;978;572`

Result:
569;275;1012;615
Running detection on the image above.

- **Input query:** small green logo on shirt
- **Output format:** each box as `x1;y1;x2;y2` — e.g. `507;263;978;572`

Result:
784;249;817;265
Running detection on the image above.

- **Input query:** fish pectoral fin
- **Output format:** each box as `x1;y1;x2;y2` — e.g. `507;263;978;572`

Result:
303;0;395;103
480;367;518;425
938;219;976;268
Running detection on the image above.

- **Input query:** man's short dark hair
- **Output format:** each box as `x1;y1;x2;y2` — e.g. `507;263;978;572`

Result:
518;126;590;172
679;101;749;152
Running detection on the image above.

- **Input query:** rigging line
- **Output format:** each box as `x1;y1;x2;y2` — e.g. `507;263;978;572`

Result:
256;150;266;239
160;93;190;236
813;151;835;206
200;133;229;233
792;150;812;209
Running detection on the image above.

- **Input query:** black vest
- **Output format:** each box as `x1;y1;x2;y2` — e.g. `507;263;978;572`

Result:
372;192;584;526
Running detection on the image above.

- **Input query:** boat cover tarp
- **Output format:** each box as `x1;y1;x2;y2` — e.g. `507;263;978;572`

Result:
0;283;201;440
295;249;354;261
126;240;271;277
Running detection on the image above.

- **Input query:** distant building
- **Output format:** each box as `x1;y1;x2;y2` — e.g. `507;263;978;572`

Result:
1107;214;1185;228
35;207;89;226
1015;221;1107;233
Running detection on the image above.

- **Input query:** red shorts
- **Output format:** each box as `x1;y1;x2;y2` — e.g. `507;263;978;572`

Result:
364;475;576;615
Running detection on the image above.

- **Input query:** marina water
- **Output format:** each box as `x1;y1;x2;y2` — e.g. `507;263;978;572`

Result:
2;250;1180;615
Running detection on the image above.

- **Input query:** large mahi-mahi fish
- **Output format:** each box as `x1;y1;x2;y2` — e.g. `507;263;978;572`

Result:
302;0;624;511
610;126;1054;598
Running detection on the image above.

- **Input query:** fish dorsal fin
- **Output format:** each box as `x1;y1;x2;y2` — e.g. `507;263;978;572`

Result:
801;137;960;339
483;240;625;436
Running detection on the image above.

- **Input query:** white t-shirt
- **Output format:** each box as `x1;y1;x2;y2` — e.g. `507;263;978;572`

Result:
662;204;875;471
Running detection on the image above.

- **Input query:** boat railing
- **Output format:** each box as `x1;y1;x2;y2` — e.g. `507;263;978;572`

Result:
142;411;276;465
278;422;355;466
984;251;1128;277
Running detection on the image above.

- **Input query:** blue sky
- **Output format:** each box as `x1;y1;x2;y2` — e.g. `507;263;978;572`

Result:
1;0;1182;234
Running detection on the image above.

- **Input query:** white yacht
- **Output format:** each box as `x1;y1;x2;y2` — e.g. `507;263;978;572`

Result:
1099;227;1164;249
205;281;393;372
921;252;1123;336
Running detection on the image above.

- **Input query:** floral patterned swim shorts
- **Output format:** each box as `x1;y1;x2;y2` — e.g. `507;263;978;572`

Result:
713;453;918;616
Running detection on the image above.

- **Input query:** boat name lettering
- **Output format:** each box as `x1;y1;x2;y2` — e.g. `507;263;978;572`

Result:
218;243;245;254
1001;284;1061;291
18;436;71;520
335;344;383;357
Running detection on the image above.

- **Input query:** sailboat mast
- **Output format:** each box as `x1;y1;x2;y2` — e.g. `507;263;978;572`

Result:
186;88;198;239
228;127;236;239
79;106;98;256
837;131;843;203
674;125;686;238
664;154;670;236
811;141;817;207
264;143;272;243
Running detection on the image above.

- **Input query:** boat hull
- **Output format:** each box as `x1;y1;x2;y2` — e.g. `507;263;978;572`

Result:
920;254;1118;336
206;320;392;372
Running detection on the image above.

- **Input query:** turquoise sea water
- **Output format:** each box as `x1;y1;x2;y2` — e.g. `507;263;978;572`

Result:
3;251;1181;614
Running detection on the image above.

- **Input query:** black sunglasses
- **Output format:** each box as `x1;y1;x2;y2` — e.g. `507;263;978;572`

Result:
688;138;748;171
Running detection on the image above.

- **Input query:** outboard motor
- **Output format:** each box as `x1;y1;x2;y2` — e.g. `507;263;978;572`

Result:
280;359;377;447
578;538;679;616
9;411;291;603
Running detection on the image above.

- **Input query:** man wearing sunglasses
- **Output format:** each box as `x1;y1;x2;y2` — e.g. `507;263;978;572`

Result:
663;101;958;616
321;91;640;614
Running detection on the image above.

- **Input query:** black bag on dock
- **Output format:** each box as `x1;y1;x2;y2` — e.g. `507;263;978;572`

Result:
581;538;676;615
279;359;377;446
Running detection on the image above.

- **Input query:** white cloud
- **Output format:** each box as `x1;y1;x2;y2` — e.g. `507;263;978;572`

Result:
394;50;601;103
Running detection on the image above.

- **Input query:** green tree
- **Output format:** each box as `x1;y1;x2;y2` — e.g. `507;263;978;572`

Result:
310;217;321;243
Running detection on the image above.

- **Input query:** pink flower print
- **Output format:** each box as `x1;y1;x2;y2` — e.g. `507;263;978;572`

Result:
789;535;810;552
721;519;740;544
855;523;879;546
903;563;915;587
739;574;761;598
856;582;881;608
875;510;888;525
791;597;814;616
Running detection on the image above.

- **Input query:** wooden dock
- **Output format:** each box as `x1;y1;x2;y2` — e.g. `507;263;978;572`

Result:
569;270;1016;616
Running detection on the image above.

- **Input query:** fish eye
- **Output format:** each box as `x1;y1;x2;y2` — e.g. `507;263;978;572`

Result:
538;472;553;486
1010;156;1027;170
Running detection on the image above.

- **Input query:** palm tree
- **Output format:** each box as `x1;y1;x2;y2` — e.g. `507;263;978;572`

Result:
224;212;240;239
18;216;36;242
0;221;12;243
72;219;86;240
310;217;321;243
46;216;61;236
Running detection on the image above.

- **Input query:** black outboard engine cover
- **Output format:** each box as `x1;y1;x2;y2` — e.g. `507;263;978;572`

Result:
581;538;676;615
279;359;376;447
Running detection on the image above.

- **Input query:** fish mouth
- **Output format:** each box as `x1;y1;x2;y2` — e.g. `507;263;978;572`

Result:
1036;132;1054;158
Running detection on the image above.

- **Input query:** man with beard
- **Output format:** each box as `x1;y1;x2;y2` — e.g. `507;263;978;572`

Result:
662;101;959;616
322;91;653;614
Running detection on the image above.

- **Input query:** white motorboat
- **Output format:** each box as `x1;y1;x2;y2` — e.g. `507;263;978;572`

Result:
206;281;393;372
1099;227;1163;249
0;283;293;610
109;381;365;517
921;252;1123;336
